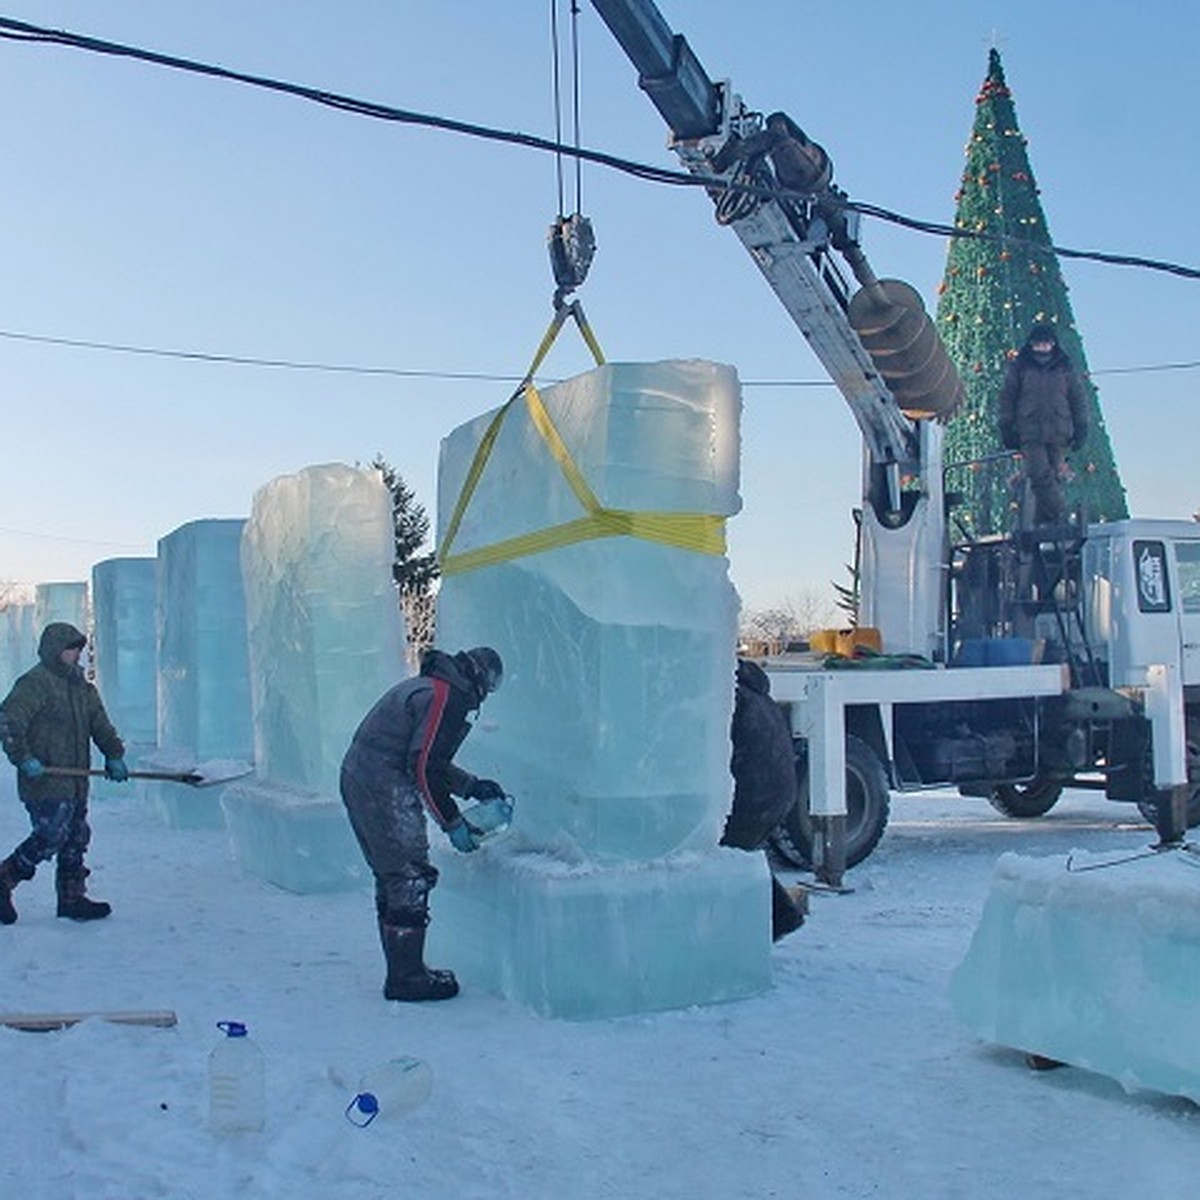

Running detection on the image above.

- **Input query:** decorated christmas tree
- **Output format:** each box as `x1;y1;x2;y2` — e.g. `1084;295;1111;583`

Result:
936;48;1127;536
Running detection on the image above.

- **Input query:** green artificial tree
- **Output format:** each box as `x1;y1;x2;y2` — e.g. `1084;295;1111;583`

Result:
936;48;1128;537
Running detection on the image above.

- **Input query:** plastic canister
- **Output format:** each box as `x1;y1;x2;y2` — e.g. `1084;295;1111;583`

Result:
345;1057;434;1127
459;795;515;842
209;1020;265;1133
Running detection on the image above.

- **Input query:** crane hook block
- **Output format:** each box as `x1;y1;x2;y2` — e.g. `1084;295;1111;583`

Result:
848;279;964;422
549;214;597;308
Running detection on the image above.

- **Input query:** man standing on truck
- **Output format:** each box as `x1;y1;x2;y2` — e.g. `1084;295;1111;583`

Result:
998;322;1089;526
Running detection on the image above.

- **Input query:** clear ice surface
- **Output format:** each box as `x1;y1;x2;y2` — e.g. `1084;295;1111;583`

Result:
222;464;407;892
950;848;1200;1101
142;520;253;829
91;558;158;746
430;360;770;1017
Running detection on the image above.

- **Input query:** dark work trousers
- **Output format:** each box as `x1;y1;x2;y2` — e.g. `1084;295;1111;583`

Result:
11;795;92;880
1021;440;1068;525
340;766;438;929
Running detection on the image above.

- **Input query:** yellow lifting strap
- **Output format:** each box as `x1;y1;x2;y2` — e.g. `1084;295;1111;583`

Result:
438;304;726;576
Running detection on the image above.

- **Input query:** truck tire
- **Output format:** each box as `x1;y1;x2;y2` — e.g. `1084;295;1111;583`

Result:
1135;713;1200;829
768;734;890;870
987;778;1063;819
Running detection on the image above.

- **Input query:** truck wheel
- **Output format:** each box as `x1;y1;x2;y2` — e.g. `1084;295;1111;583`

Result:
768;735;890;870
1135;713;1200;829
987;778;1063;819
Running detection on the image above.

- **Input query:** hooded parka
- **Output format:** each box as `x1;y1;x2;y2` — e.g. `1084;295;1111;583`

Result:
0;623;124;804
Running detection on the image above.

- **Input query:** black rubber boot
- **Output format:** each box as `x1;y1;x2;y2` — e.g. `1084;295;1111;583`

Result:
56;870;112;922
379;922;459;1002
770;874;807;942
0;856;27;925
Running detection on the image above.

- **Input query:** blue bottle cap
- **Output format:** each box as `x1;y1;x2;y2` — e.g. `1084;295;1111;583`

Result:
346;1092;380;1127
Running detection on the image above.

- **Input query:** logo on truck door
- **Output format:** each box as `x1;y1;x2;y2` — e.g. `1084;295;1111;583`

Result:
1134;540;1171;612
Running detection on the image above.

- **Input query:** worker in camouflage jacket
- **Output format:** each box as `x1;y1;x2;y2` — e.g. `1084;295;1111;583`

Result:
0;622;129;925
998;322;1089;526
340;645;506;1003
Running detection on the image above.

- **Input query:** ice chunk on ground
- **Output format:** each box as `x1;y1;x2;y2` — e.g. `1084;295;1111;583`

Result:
223;464;407;892
141;520;253;829
950;847;1200;1101
430;360;769;1017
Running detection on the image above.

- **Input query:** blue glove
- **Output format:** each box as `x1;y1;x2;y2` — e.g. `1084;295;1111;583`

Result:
18;758;44;779
105;757;130;782
447;819;481;854
469;778;505;801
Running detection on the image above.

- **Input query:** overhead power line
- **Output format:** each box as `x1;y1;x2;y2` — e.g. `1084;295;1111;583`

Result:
1;326;1195;385
0;16;1197;281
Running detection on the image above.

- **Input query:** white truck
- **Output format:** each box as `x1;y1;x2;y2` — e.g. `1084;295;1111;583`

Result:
592;0;1197;883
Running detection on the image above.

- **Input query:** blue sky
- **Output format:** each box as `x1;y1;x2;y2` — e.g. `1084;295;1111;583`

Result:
1;1;1196;612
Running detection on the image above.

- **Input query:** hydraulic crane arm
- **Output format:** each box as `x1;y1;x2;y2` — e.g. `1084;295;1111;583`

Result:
590;0;962;504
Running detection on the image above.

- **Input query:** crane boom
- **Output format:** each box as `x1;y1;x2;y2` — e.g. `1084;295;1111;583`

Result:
590;0;961;498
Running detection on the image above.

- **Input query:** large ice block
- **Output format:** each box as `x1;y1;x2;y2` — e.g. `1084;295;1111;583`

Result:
950;848;1200;1102
430;360;769;1017
0;603;36;697
142;519;253;829
91;558;157;746
430;845;770;1019
35;582;87;634
222;464;407;892
240;464;406;794
437;360;742;862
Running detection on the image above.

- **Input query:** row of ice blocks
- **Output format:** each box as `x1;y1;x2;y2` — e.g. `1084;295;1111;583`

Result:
951;848;1200;1102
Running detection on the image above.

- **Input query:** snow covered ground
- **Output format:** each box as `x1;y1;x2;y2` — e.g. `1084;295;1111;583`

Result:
2;779;1198;1199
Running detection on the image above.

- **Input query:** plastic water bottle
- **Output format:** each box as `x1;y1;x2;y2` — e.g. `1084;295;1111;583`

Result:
345;1057;433;1127
209;1020;265;1133
459;794;515;842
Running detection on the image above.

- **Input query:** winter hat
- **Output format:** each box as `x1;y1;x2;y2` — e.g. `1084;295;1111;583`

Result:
1026;322;1058;347
460;646;504;695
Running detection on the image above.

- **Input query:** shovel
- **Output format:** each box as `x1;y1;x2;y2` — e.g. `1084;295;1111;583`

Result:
43;764;252;788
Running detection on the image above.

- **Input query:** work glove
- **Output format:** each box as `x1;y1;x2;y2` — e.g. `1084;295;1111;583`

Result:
468;778;505;801
447;819;482;854
18;757;44;779
104;757;130;782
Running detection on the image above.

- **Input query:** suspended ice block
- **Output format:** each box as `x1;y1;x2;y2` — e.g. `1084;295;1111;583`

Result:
437;360;742;862
951;848;1200;1102
431;360;770;1016
142;519;253;829
223;464;407;891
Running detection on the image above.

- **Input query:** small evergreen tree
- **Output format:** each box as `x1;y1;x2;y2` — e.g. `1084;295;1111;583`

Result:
370;455;439;595
370;455;439;663
936;49;1128;536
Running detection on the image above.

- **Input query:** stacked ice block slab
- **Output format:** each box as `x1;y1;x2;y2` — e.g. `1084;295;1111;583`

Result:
90;558;158;797
141;519;254;828
430;360;770;1018
221;464;407;893
951;848;1200;1102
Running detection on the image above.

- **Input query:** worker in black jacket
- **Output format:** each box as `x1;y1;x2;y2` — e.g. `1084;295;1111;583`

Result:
722;658;806;940
340;645;505;1002
998;323;1089;525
